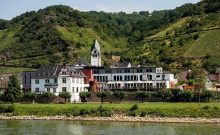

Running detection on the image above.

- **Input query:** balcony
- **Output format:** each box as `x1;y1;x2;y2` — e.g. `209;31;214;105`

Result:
44;83;58;87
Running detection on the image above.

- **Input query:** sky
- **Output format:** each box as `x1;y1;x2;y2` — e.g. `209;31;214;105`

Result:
0;0;200;20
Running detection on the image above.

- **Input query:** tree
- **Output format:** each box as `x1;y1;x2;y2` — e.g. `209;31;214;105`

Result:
202;90;212;102
157;89;173;102
170;89;182;102
79;92;91;103
96;91;111;103
4;75;22;104
136;91;148;103
59;92;71;103
113;91;127;103
181;90;194;102
24;92;37;103
42;92;54;103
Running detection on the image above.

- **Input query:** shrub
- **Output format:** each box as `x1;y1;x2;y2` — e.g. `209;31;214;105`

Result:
140;111;147;117
202;105;210;110
130;104;139;111
213;106;219;110
0;104;14;113
127;110;138;117
96;106;113;117
80;108;92;116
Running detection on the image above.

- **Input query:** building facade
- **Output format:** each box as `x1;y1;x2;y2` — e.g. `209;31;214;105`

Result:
31;65;89;102
20;71;35;91
91;65;175;90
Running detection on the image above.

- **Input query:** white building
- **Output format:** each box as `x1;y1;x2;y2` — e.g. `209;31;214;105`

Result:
31;65;89;102
91;40;101;67
92;64;175;90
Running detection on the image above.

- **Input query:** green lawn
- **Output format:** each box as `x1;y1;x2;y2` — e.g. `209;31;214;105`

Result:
11;102;220;118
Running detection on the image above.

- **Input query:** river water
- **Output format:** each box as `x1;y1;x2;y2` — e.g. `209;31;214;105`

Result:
0;120;220;135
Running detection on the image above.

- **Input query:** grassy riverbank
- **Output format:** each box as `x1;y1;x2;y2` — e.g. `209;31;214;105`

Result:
6;102;220;118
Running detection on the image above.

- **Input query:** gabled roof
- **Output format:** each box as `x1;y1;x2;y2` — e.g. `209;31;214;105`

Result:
32;65;86;79
91;40;101;54
175;71;188;82
33;65;62;79
74;58;91;67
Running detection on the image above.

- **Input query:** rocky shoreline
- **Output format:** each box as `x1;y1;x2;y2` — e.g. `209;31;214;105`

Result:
0;114;220;123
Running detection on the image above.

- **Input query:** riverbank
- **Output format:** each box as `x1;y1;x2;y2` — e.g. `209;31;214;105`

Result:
1;114;220;124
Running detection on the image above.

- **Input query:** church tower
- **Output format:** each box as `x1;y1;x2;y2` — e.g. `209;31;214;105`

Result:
91;40;101;67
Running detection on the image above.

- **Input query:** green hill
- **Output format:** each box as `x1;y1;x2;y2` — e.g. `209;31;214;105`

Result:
0;0;219;74
184;29;220;57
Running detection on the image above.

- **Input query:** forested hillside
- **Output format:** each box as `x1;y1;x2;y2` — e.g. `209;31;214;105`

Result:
0;0;219;73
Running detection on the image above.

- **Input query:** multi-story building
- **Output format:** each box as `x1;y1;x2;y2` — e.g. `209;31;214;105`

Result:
90;65;175;90
31;65;89;102
80;40;176;91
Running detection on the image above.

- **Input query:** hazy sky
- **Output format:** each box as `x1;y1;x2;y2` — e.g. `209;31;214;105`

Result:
0;0;200;20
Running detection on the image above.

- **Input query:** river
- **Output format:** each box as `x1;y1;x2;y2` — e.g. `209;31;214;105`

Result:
0;120;220;135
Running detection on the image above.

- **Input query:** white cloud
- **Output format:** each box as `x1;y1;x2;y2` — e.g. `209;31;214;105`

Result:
95;3;147;13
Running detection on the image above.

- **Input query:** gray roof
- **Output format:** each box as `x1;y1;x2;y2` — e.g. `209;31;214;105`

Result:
91;40;101;54
32;65;86;79
74;58;91;67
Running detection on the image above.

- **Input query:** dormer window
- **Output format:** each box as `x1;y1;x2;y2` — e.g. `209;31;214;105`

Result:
94;50;96;54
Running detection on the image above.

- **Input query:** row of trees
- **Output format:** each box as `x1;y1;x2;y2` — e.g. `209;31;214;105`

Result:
88;89;218;103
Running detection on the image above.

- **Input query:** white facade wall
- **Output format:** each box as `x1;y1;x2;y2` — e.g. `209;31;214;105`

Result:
93;71;175;90
31;76;87;102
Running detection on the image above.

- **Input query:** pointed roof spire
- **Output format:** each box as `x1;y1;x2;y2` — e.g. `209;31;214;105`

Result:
91;39;101;53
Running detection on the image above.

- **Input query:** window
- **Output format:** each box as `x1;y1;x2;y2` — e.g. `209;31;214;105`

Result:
72;78;75;84
156;75;160;78
134;76;137;81
140;75;143;81
148;75;152;81
62;78;66;83
35;87;39;92
120;76;122;81
45;79;49;83
54;78;57;83
76;87;79;93
162;75;165;80
72;87;75;92
62;87;67;92
114;76;116;81
131;75;133;81
47;88;50;92
35;80;39;84
53;88;56;93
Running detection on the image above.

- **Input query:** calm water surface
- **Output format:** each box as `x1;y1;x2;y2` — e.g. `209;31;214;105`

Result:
0;120;220;135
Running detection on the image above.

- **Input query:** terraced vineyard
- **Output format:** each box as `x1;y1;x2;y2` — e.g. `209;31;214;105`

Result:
184;29;220;58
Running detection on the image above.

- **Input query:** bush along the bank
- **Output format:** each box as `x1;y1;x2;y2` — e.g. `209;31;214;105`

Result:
0;104;15;113
127;104;139;117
